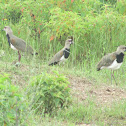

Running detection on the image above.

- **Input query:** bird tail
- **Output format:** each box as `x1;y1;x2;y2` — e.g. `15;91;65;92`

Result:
35;52;38;55
49;61;59;66
32;52;38;55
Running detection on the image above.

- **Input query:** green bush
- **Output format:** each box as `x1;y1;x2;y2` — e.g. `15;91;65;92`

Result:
0;1;22;24
27;71;71;115
1;0;126;68
116;0;126;15
48;7;85;38
0;74;27;126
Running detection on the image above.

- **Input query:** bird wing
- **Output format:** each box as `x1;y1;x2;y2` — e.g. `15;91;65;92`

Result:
97;52;116;70
10;35;34;54
48;48;64;65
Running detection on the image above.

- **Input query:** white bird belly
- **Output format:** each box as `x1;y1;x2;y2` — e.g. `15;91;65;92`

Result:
108;59;122;69
101;59;122;70
59;55;66;64
10;44;17;51
60;55;65;61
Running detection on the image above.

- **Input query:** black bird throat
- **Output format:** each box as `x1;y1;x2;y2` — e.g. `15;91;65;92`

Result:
116;53;124;63
63;48;70;58
6;34;10;46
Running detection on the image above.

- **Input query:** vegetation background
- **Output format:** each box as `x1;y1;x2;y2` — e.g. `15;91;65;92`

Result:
0;0;126;126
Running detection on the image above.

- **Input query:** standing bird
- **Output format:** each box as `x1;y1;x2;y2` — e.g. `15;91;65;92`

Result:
97;45;126;85
2;26;37;65
48;37;74;66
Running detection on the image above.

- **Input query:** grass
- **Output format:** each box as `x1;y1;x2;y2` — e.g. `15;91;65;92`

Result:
1;50;126;88
0;0;126;125
57;100;126;126
0;52;126;125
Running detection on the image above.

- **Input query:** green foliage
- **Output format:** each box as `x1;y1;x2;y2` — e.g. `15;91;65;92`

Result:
1;0;126;63
106;100;126;119
0;1;22;24
27;71;71;115
0;0;126;125
20;1;51;38
48;7;85;38
100;0;117;5
0;74;27;126
116;0;126;15
57;100;99;123
57;99;126;125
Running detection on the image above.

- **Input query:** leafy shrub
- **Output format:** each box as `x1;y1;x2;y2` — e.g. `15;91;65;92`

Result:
1;0;126;68
0;74;27;126
27;71;71;115
48;7;86;38
116;0;126;15
0;1;22;24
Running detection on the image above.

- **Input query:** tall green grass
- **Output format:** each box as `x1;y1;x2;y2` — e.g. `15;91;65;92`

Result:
0;0;126;86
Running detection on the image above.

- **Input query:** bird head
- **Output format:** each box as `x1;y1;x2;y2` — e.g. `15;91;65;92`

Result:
2;26;13;35
117;45;126;53
67;36;74;43
65;39;74;48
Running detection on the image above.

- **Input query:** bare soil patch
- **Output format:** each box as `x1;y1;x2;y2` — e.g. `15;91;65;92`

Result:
1;61;126;106
68;75;126;105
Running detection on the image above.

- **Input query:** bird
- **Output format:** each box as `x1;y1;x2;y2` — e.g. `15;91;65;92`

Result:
2;26;38;65
97;45;126;85
48;36;74;66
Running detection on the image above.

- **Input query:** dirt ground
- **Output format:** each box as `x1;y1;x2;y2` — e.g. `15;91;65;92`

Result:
68;75;126;106
2;63;126;106
1;62;126;126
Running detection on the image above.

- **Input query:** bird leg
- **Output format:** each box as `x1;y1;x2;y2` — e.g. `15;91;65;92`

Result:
111;70;117;85
111;70;113;85
18;51;21;62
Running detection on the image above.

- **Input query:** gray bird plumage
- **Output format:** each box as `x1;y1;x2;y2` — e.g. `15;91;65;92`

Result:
48;37;74;66
97;45;126;71
97;45;126;85
2;26;37;63
3;26;34;54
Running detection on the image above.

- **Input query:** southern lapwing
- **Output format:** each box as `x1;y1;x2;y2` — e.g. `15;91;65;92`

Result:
97;45;126;85
48;37;74;66
2;26;37;65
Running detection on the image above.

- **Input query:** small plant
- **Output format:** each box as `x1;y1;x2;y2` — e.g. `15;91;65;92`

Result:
0;74;27;126
27;71;71;115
